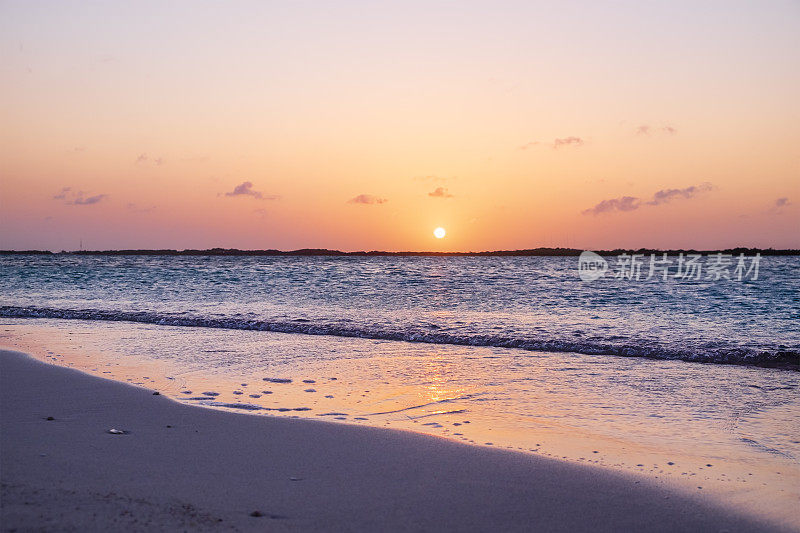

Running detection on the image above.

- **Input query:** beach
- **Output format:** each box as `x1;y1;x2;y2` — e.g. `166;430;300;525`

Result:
1;348;788;532
3;0;798;529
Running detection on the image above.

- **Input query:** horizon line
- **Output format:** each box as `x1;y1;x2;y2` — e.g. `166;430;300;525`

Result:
2;247;798;257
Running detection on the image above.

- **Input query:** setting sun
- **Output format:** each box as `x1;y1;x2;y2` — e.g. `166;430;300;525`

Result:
1;3;798;531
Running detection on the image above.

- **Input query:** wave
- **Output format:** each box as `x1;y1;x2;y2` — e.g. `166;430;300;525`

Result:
1;305;797;369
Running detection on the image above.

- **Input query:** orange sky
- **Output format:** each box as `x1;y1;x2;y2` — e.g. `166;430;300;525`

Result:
1;1;798;251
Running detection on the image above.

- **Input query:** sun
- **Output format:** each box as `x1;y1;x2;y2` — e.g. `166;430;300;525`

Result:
433;227;446;239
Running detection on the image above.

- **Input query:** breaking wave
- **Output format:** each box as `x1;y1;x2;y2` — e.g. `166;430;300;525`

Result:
1;305;796;369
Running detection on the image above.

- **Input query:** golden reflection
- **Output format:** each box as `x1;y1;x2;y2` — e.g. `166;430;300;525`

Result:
417;351;465;405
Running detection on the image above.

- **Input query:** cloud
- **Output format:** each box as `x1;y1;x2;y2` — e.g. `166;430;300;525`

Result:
646;183;713;206
517;137;585;150
72;194;107;205
135;153;165;166
347;194;387;205
53;187;71;200
768;197;792;215
582;196;641;216
582;183;713;216
53;187;108;206
774;197;790;208
553;136;584;149
635;124;677;136
428;187;454;199
224;181;278;200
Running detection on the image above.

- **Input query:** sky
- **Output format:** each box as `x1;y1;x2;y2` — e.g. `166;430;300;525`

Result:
1;0;798;251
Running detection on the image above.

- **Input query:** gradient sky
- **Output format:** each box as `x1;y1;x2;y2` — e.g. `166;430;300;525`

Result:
1;0;798;251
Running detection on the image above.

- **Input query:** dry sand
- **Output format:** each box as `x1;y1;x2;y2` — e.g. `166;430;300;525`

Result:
0;349;786;532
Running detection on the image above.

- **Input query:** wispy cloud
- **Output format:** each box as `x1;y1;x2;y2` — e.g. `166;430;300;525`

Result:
646;183;713;206
428;187;454;199
53;187;71;200
72;194;107;205
519;137;584;150
582;196;640;216
347;194;387;205
635;124;677;136
53;187;108;206
135;153;165;166
582;183;712;216
553;136;584;149
224;181;278;200
768;197;792;214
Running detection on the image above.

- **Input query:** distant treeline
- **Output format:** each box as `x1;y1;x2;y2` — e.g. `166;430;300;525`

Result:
1;247;798;256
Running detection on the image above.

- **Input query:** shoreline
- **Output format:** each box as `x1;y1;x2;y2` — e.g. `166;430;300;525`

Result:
0;349;788;532
3;307;796;370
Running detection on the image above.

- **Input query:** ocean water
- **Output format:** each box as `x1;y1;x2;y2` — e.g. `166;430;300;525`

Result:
1;255;798;365
1;254;799;524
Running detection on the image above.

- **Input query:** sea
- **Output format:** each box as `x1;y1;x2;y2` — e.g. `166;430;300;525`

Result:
1;254;798;525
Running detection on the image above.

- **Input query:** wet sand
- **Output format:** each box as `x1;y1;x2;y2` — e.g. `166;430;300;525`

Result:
0;349;787;532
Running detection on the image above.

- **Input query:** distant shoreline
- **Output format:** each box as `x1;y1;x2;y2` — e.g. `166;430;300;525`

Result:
2;247;799;256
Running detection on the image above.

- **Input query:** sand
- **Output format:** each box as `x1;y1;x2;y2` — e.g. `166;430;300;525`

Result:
0;349;786;532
